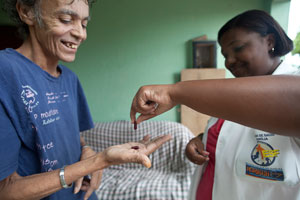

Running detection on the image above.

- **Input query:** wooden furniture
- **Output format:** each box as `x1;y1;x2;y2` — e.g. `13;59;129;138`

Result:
180;68;226;135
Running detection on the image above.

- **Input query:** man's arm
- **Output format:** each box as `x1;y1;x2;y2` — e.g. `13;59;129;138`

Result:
0;134;171;200
0;151;107;200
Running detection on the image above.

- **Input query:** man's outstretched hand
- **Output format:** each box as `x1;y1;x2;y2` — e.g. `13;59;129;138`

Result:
103;134;172;168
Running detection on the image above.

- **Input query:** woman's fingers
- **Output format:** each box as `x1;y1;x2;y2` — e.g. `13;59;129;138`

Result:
186;139;209;165
187;149;209;165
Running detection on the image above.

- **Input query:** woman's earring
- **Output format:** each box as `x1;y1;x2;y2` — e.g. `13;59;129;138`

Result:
269;47;275;55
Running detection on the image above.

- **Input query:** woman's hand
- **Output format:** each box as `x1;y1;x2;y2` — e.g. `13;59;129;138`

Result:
74;146;102;200
185;135;209;165
130;84;176;124
103;134;172;168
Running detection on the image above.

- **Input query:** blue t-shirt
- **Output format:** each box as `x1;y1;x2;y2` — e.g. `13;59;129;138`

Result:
0;48;97;200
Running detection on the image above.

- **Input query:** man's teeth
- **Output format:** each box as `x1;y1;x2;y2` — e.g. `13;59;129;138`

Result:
65;42;77;49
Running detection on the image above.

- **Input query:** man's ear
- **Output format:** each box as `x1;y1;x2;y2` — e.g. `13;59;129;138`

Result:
16;2;36;25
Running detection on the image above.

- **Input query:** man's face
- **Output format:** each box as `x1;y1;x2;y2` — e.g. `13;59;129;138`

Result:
32;0;89;63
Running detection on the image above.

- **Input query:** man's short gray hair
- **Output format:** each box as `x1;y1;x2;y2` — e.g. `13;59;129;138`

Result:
1;0;95;39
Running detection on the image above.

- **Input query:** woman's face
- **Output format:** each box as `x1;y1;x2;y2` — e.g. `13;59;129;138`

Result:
219;28;276;77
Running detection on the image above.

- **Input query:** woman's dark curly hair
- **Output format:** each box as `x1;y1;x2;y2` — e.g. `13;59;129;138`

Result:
1;0;96;39
218;9;293;57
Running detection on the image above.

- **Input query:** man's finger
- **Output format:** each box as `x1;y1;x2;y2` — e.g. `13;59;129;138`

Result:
73;177;84;194
96;170;103;188
83;173;98;200
84;187;94;200
141;135;150;143
137;154;152;168
145;134;172;154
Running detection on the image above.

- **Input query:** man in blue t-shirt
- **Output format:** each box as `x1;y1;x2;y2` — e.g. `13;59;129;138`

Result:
0;1;171;199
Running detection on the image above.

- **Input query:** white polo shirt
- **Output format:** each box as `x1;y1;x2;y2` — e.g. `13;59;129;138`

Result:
189;61;300;200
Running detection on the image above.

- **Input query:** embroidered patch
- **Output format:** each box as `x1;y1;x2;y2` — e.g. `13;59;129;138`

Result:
251;141;279;167
246;141;284;181
246;163;284;181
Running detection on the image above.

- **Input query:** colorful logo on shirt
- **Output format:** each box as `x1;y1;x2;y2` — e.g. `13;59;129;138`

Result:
21;85;39;113
246;141;284;181
245;163;284;181
250;141;279;167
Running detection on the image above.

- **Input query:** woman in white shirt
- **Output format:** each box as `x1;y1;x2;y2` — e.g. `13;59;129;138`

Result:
185;10;300;200
129;9;300;200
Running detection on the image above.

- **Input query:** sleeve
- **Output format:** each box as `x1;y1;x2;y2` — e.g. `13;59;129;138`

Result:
292;137;300;147
76;79;94;132
0;101;21;181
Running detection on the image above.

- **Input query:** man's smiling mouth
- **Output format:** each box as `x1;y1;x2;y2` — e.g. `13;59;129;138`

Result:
62;41;78;49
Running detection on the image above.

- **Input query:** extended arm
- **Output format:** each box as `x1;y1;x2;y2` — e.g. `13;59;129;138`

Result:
130;75;300;137
0;152;107;200
0;135;171;200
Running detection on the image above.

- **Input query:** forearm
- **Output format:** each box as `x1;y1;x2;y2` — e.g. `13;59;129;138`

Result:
173;75;300;137
0;152;108;200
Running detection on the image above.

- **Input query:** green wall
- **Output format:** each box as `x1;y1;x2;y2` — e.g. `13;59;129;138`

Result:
73;0;270;123
0;0;271;123
270;0;291;32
